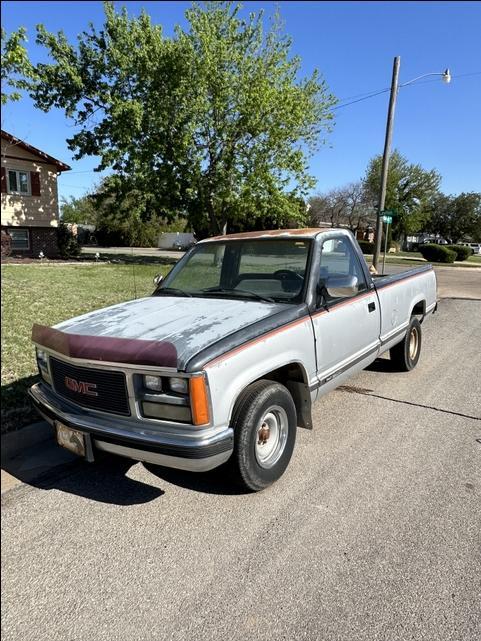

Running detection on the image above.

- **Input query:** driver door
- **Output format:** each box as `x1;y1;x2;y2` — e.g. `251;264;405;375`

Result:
312;236;380;391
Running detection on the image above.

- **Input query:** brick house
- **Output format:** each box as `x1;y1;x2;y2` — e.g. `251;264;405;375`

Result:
1;129;71;257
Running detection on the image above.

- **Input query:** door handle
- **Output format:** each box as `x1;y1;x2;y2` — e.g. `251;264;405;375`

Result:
368;302;376;312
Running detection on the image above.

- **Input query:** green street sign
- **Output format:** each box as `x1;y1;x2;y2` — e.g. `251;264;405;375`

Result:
382;215;392;224
381;209;395;216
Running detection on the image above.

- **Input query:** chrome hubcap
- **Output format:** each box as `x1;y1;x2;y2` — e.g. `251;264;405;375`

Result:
255;405;288;469
409;327;419;360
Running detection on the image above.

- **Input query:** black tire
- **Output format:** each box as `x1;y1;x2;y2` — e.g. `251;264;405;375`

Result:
390;316;422;371
229;380;297;492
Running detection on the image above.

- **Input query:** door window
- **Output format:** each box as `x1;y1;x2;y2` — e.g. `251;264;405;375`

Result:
319;236;367;302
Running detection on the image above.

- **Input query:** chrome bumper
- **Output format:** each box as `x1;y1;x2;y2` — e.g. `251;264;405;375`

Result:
28;383;234;472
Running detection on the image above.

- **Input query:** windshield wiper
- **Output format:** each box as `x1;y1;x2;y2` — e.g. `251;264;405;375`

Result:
200;287;275;303
155;287;192;297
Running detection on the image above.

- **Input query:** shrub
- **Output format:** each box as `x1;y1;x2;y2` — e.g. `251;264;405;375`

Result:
57;221;81;259
358;240;375;254
1;230;12;258
448;244;472;261
418;244;456;263
95;214;167;247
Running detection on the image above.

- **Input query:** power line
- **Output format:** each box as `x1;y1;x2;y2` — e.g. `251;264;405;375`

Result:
64;169;101;174
334;71;481;110
334;88;389;110
58;183;94;188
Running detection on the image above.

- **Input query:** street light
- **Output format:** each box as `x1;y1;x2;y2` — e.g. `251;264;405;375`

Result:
372;58;451;270
401;68;451;87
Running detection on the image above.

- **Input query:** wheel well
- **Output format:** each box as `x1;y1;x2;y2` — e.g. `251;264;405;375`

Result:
411;299;426;322
255;363;313;430
260;363;306;386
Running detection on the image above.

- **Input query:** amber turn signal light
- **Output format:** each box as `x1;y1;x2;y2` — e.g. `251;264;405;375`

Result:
189;375;210;426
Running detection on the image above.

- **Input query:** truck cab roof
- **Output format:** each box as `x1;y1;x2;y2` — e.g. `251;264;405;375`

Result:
201;228;332;243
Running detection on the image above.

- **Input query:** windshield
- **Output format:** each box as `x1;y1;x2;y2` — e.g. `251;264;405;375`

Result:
159;239;311;303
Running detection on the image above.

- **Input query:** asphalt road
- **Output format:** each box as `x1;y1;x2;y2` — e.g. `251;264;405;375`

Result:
384;263;481;300
2;299;481;641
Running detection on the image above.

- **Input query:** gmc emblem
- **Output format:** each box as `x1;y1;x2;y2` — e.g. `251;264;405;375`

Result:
64;376;98;397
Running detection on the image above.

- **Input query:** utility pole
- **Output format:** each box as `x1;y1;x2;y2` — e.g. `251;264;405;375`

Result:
372;56;401;270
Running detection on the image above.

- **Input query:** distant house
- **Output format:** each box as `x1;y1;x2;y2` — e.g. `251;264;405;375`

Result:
1;129;71;257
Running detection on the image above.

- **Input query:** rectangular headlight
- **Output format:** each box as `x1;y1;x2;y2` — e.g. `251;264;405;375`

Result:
143;375;163;392
142;402;192;423
169;377;189;395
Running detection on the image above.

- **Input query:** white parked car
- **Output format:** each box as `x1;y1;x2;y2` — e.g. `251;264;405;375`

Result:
461;243;481;255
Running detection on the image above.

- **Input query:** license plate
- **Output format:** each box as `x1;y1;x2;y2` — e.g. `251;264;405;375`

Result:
56;423;86;457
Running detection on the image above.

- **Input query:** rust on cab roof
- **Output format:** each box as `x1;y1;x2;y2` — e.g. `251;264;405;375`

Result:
202;228;330;242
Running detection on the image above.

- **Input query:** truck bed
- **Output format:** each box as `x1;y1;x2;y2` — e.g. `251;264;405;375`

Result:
372;264;437;348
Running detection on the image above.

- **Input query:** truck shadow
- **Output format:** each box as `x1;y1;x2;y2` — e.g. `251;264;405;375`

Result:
143;462;251;496
4;441;247;503
4;454;165;506
365;357;397;373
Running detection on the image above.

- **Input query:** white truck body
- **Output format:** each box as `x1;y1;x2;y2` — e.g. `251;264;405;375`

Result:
29;228;437;486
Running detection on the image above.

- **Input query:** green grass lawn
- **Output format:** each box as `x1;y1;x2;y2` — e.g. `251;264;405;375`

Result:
1;262;173;433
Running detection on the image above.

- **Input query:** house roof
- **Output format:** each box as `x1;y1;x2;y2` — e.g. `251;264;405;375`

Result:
1;129;71;172
203;228;330;243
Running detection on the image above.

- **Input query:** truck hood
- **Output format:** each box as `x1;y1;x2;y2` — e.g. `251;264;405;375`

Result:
53;296;286;370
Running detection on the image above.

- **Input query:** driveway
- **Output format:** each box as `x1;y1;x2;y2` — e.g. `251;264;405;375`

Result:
2;299;480;641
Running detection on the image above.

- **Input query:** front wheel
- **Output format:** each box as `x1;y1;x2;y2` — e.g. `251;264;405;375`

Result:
390;316;422;371
230;380;297;492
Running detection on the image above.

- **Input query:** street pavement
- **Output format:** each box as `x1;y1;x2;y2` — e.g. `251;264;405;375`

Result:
383;263;481;300
2;298;480;641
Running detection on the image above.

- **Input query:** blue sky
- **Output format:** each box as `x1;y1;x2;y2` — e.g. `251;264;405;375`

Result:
2;1;480;203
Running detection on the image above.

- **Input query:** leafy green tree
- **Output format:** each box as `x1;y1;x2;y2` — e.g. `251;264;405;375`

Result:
364;150;441;241
27;1;336;236
60;194;97;224
1;27;34;104
91;174;175;246
427;192;481;243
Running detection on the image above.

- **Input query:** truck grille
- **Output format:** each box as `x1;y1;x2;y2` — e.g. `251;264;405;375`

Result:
50;357;130;416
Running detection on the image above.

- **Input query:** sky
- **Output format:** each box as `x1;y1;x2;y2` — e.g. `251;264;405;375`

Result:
2;0;481;204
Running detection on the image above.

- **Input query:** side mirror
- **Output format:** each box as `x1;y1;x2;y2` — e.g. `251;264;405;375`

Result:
326;275;358;298
153;273;164;286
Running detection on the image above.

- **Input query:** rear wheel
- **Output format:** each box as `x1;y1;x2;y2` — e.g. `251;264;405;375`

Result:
390;316;422;371
230;380;297;492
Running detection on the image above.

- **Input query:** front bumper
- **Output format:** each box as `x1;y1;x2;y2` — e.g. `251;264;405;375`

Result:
28;383;234;472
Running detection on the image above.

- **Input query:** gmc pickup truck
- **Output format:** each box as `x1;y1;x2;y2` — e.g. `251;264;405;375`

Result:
29;228;437;491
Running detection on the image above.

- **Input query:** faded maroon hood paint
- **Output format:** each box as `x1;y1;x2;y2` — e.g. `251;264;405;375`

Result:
36;296;285;370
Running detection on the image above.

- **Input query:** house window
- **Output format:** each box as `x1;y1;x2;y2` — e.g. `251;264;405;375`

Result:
8;169;30;195
9;228;30;250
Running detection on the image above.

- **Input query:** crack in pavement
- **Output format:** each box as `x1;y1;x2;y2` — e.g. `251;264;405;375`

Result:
337;385;481;422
